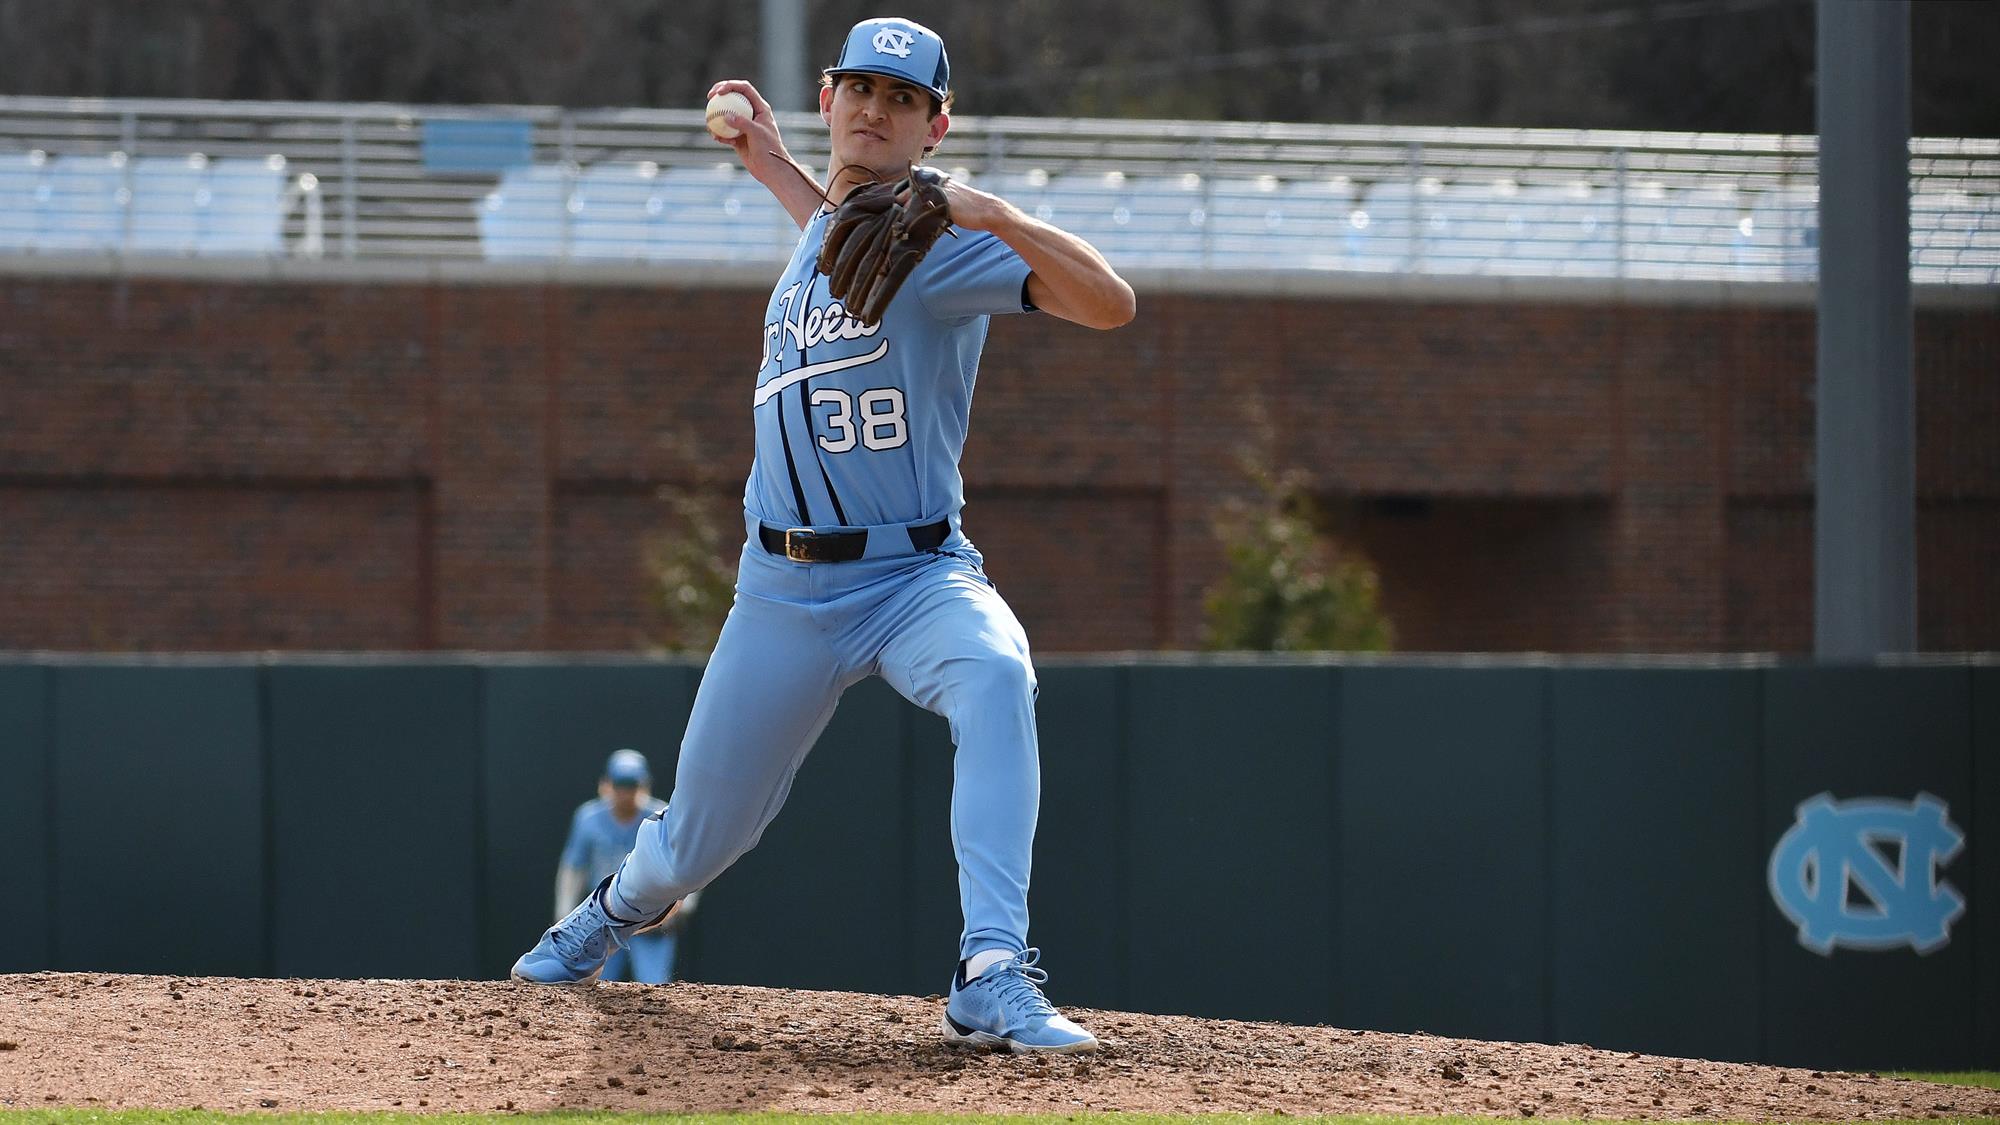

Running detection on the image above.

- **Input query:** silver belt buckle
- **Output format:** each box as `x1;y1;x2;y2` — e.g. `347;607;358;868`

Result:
783;527;815;562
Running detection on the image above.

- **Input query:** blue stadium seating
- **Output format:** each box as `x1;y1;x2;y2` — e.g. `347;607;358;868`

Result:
1354;180;1431;272
479;164;572;260
7;127;1990;283
1278;177;1361;271
0;150;288;257
1039;171;1130;249
649;164;793;264
1423;181;1517;274
450;158;1984;280
1205;175;1298;268
571;162;665;261
990;169;1053;224
1910;190;2000;278
1749;187;1818;281
0;150;46;251
38;154;127;253
197;156;287;256
1115;175;1206;269
457;159;1991;283
1503;184;1618;278
1622;185;1748;280
421;117;534;176
1044;170;1211;269
127;154;209;255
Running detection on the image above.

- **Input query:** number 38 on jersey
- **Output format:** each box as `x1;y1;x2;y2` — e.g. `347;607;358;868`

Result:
811;386;909;453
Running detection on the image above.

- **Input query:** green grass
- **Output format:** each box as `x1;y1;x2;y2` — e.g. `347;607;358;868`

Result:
2;1114;1998;1125
1896;1073;2000;1090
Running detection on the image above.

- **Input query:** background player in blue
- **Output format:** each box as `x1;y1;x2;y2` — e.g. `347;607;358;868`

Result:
514;16;1134;1054
553;749;698;984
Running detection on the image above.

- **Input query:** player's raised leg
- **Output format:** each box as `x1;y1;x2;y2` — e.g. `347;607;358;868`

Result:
874;555;1098;1053
608;590;860;918
513;587;852;984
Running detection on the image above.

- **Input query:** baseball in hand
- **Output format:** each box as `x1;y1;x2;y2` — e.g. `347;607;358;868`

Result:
706;92;753;139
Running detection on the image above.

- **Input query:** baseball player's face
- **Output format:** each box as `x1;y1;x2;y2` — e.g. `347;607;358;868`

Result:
821;75;948;176
606;781;645;818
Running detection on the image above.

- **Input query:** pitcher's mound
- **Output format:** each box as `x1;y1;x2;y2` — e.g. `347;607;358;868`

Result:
1;973;1991;1118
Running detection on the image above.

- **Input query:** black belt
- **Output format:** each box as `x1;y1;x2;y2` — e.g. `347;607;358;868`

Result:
758;519;950;563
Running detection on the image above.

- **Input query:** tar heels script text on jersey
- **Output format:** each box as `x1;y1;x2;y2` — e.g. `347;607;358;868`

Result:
761;282;883;372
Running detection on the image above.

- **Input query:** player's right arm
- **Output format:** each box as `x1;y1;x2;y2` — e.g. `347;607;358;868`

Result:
706;80;826;230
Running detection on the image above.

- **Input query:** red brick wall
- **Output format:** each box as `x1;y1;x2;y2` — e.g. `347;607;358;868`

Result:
1;275;1993;654
1332;498;1618;653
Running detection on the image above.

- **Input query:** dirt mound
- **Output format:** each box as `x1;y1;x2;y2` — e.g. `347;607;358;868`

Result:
0;973;1991;1119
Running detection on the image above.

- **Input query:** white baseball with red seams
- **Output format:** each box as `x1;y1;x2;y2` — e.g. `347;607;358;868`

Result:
705;91;752;139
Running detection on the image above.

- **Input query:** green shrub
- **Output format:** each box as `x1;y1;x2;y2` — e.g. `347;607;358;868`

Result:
644;488;736;654
1201;459;1394;653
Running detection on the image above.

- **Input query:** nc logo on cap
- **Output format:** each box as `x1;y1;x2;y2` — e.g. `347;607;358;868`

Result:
871;27;915;58
828;17;950;101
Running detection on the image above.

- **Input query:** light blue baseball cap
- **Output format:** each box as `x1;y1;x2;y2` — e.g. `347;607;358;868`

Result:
604;748;651;786
824;17;951;104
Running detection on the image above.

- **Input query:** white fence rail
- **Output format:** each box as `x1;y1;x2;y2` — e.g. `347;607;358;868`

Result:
1;95;1995;284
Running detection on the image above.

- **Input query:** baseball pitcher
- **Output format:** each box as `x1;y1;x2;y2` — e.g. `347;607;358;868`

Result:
513;16;1134;1054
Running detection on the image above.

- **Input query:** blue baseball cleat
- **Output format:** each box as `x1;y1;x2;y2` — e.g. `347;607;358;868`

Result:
511;875;676;985
941;948;1099;1053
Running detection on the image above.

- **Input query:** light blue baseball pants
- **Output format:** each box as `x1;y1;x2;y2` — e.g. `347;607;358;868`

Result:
606;531;1040;962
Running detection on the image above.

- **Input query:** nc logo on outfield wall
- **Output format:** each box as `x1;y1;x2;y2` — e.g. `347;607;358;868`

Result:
1767;792;1965;956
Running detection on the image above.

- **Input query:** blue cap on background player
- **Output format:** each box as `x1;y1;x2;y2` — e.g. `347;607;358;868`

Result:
605;748;651;786
824;17;951;104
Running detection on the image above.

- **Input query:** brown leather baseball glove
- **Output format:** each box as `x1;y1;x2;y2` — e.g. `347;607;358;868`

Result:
817;167;954;327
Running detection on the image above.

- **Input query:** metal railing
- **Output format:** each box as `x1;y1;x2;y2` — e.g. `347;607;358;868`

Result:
1;94;1995;284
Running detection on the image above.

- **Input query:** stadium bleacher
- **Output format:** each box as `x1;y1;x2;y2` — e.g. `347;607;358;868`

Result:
1116;174;1206;270
0;148;290;257
1355;179;1431;272
571;162;664;261
198;155;288;256
37;153;127;253
479;164;572;260
1751;186;1819;282
1503;184;1618;278
0;149;46;252
1040;170;1131;251
1204;175;1295;269
1279;176;1361;271
989;169;1053;226
0;95;1994;283
127;154;209;255
651;163;794;263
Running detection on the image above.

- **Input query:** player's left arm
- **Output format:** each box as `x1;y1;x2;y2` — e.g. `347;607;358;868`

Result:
942;180;1135;330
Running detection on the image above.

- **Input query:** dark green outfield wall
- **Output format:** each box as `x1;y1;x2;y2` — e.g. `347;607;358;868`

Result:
0;655;1991;1071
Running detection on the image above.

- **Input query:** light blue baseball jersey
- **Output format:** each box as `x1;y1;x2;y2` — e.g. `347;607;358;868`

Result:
561;796;669;884
749;204;1034;530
